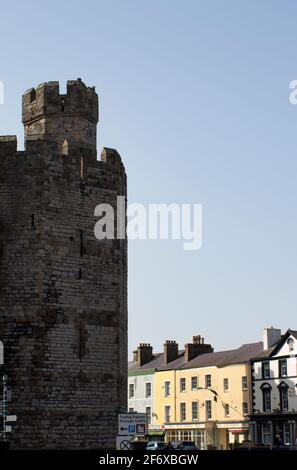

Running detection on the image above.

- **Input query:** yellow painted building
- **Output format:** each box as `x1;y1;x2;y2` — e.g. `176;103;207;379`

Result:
153;339;262;449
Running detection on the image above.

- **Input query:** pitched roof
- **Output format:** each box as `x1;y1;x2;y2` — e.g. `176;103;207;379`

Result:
128;352;165;372
180;342;263;369
268;329;297;357
128;342;263;372
250;329;297;360
250;346;274;360
288;330;297;340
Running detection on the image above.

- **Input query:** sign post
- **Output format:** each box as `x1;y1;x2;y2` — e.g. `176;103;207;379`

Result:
2;375;17;439
2;375;7;440
118;413;147;436
116;413;147;450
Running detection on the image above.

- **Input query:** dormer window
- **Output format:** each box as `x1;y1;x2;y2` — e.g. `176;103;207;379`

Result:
287;338;294;352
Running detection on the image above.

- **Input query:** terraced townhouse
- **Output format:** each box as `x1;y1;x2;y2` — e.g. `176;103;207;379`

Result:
128;335;262;449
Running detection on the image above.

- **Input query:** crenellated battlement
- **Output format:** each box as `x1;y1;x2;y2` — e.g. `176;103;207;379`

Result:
22;79;98;124
0;135;17;142
22;79;99;151
0;136;18;156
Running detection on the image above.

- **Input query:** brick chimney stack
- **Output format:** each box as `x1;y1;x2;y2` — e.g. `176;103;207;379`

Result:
164;340;179;364
133;343;153;367
184;335;213;362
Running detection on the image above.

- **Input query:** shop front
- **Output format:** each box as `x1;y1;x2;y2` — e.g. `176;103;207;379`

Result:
216;422;249;449
250;414;297;447
147;425;166;442
164;423;207;450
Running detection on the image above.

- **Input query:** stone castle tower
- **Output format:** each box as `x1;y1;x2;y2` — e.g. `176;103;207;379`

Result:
0;79;127;448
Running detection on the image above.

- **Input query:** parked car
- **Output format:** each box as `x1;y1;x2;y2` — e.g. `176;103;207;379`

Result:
172;441;197;451
146;441;167;451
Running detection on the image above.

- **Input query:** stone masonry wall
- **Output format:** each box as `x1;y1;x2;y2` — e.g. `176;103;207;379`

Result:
0;82;127;449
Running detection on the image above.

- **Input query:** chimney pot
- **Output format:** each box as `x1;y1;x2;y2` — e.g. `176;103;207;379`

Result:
136;343;153;367
185;336;213;362
164;340;179;364
133;350;138;363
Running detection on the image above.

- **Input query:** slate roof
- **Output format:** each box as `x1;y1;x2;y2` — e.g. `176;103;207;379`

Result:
181;342;263;369
254;329;297;359
249;346;274;360
128;352;170;372
252;329;297;359
128;342;264;372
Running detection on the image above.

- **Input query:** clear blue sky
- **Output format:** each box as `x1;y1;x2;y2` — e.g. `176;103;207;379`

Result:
1;0;297;355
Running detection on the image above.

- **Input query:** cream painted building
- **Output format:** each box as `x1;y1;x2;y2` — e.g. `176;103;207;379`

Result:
155;361;255;449
128;336;262;449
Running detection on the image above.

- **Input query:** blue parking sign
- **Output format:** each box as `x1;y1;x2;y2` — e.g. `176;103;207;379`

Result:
128;424;136;434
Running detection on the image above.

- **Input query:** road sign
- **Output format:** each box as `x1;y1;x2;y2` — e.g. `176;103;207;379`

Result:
5;426;12;433
128;424;135;434
116;435;133;450
118;413;147;436
6;415;17;422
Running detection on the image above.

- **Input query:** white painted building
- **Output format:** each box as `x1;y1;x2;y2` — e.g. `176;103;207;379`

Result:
128;343;156;429
250;328;297;447
128;370;155;426
128;343;161;433
128;341;181;439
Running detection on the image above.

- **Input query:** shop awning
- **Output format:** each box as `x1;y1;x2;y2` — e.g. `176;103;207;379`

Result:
216;422;248;430
148;430;165;436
